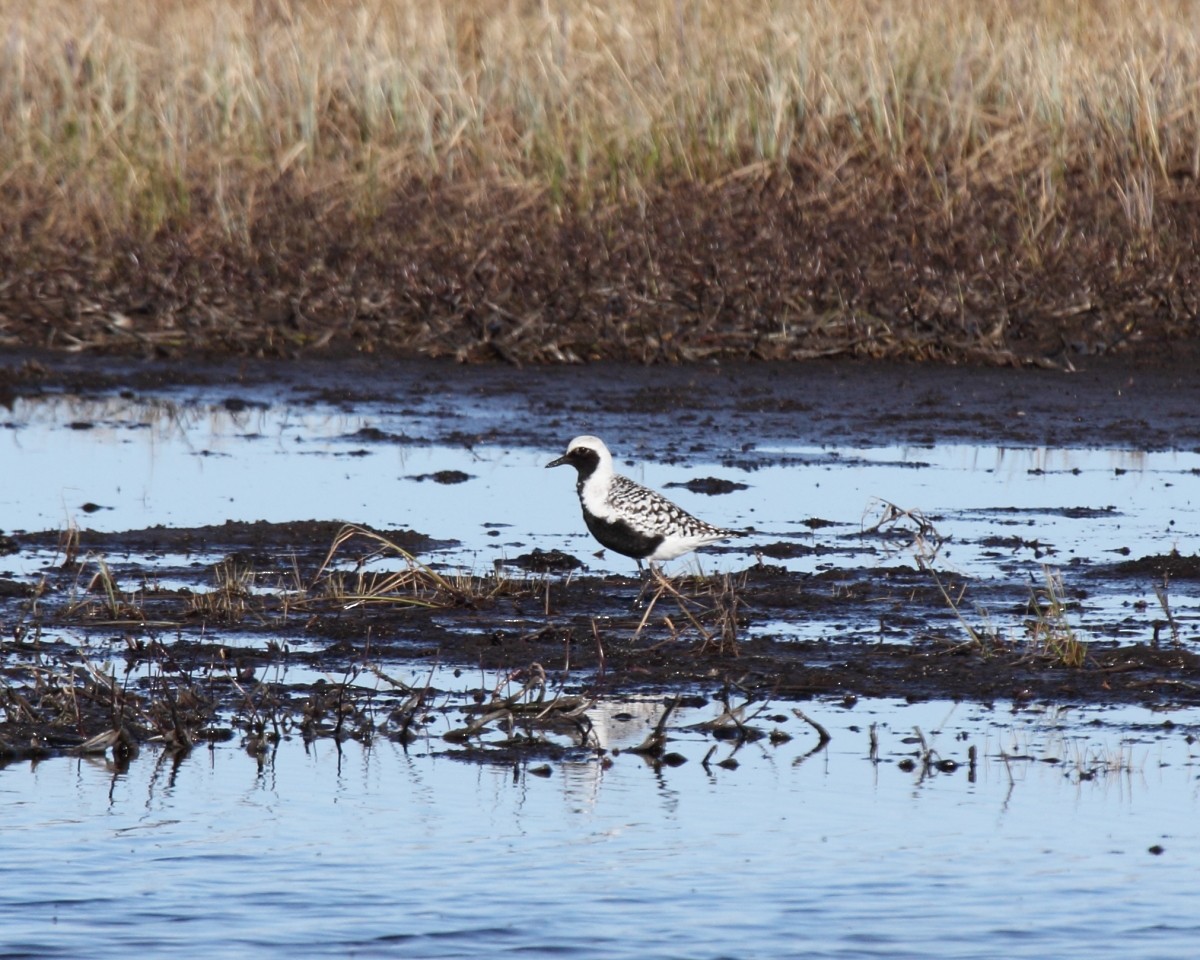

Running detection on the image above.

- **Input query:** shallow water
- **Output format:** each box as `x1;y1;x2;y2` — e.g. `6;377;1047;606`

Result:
3;374;1200;958
1;696;1198;959
5;394;1198;563
4;392;1198;642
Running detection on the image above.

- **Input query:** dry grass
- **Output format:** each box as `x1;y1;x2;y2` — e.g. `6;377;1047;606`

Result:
633;568;745;654
4;0;1199;238
1024;566;1089;668
870;501;1091;667
311;523;540;609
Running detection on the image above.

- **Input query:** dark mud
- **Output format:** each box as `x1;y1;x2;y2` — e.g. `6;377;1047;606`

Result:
2;354;1200;764
3;517;1199;766
7;347;1200;452
3;172;1200;366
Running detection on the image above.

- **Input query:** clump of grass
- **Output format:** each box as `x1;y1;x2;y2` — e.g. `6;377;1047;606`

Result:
633;567;747;655
877;500;1089;667
1024;565;1088;668
185;557;257;622
311;523;537;609
63;552;149;624
932;563;1088;668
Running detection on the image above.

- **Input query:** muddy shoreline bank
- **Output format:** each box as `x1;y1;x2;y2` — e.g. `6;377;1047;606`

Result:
4;174;1200;367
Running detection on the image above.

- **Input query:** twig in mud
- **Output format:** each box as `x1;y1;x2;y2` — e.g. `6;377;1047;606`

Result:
1153;576;1180;646
368;666;416;695
1;681;41;725
627;697;678;756
708;573;742;656
862;498;948;569
149;667;194;753
700;742;741;772
64;668;82;730
791;708;832;746
76;726;137;762
632;576;668;640
488;663;547;709
695;681;770;742
532;694;592;722
374;661;439;743
592;618;607;681
533;694;597;748
905;725;962;776
442;708;512;742
655;570;715;648
635;567;727;651
332;668;356;741
228;670;282;747
390;689;428;742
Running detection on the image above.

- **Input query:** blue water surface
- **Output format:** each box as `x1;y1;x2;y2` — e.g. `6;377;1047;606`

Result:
1;698;1197;959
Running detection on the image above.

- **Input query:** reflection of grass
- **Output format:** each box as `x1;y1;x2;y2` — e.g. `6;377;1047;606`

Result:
5;0;1197;232
998;726;1141;785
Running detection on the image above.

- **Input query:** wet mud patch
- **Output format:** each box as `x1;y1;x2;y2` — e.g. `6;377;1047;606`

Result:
3;515;1200;766
12;520;450;569
405;470;474;484
1110;551;1200;580
7;352;1200;455
664;477;750;495
3;356;1200;768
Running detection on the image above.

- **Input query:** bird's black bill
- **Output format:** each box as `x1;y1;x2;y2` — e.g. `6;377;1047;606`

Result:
545;455;570;469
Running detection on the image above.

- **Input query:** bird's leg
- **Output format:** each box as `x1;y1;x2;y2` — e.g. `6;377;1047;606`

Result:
633;559;655;607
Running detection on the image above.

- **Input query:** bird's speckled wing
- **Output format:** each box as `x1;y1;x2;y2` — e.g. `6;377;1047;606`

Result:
606;474;731;540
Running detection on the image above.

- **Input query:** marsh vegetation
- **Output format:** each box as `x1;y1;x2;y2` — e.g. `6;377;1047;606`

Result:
2;0;1198;360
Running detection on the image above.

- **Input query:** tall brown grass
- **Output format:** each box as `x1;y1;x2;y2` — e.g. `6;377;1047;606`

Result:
2;0;1198;235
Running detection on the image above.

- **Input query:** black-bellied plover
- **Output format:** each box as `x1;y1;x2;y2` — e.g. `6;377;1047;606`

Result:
546;435;736;571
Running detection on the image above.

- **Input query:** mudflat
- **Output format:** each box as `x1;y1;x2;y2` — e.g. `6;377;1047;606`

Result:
2;353;1198;764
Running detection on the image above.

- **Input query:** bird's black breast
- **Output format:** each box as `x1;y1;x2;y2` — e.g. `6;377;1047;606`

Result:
582;511;664;560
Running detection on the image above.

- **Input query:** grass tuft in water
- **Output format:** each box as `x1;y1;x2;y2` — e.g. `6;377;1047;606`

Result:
312;523;539;610
875;500;1091;668
1023;565;1088;669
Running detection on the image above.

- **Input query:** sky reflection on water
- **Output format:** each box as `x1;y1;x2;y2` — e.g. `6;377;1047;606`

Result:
4;395;1197;576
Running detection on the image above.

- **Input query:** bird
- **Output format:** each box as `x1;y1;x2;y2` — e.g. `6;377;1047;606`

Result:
546;435;737;572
